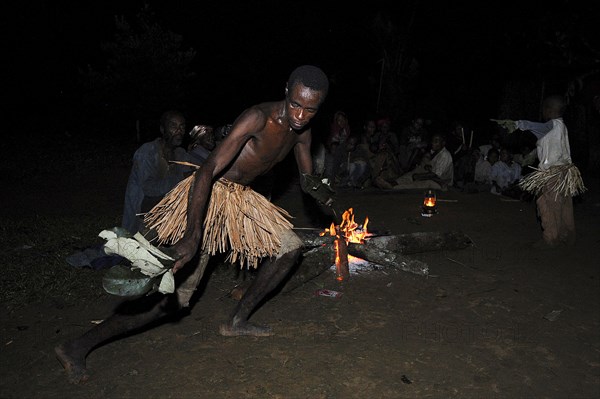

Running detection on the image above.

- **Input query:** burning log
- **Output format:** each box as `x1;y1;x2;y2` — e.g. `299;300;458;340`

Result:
346;243;429;276
335;236;350;281
286;230;472;289
345;230;471;276
358;230;472;255
281;210;472;291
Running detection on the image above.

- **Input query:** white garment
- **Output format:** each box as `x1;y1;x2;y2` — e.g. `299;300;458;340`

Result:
516;118;572;171
431;147;454;185
489;161;521;189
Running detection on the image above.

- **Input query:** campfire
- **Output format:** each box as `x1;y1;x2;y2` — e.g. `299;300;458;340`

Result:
319;208;370;281
281;213;473;293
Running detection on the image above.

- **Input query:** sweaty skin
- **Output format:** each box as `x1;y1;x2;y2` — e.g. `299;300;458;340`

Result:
171;83;323;272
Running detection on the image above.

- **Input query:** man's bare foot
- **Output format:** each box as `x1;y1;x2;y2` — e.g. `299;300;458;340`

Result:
219;321;273;337
54;342;90;384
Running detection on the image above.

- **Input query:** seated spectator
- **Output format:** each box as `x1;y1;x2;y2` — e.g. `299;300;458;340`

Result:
479;133;503;160
369;131;403;190
337;135;371;189
513;144;537;173
122;110;192;234
398;117;429;171
490;148;522;195
361;118;379;154
393;133;454;191
465;148;498;193
453;147;480;189
188;124;216;165
446;121;471;160
324;110;351;184
376;117;400;155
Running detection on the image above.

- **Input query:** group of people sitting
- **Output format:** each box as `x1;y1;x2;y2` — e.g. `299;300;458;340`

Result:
123;109;541;239
317;113;538;199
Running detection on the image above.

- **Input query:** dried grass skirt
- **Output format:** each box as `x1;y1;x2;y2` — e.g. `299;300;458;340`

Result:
144;175;294;269
519;163;586;199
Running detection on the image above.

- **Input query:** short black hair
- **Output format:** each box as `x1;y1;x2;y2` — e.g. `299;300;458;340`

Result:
544;95;566;115
288;65;329;96
160;110;184;127
487;148;500;158
432;133;446;142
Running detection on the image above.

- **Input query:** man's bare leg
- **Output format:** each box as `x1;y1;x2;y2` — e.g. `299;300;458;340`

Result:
220;248;300;337
55;252;211;384
54;294;178;384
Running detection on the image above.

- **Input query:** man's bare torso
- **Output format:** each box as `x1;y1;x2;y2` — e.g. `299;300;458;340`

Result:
220;100;310;185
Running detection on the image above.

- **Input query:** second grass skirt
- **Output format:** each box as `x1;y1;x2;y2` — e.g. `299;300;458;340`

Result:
518;163;586;199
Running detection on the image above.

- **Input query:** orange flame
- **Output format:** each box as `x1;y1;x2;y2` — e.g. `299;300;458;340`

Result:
320;208;369;244
319;208;370;281
423;197;436;207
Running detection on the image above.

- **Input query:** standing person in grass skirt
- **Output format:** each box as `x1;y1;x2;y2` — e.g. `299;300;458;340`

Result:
55;65;334;384
492;95;586;248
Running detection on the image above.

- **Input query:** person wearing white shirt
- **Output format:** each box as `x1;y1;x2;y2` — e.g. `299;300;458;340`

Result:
394;133;454;191
492;95;586;247
489;149;522;194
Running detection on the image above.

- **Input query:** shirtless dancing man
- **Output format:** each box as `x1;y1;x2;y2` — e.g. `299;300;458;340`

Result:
55;65;332;384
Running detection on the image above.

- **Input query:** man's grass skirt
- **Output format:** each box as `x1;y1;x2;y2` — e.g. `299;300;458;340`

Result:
143;174;294;269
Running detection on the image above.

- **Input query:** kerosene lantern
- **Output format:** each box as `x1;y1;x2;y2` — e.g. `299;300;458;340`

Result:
421;189;437;217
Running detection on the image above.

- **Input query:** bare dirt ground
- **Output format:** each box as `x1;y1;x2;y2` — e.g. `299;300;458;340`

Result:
1;160;599;399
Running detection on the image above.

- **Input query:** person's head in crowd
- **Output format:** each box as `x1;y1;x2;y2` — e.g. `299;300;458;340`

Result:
410;117;425;130
329;111;350;146
487;148;499;165
345;135;359;152
334;111;348;126
499;148;513;164
364;119;377;136
431;133;446;152
188;125;215;151
377;117;392;133
490;133;502;150
160;110;186;148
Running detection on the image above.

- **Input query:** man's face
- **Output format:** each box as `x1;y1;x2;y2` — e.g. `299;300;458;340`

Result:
285;83;325;130
431;135;444;151
365;121;376;135
162;114;186;147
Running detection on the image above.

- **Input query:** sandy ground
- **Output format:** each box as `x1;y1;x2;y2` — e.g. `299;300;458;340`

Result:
1;164;599;399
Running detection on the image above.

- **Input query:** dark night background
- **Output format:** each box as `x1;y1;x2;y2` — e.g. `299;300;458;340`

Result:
6;0;600;173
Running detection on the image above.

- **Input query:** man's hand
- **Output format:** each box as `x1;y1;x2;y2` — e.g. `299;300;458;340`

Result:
490;119;517;134
170;236;200;273
300;174;336;207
